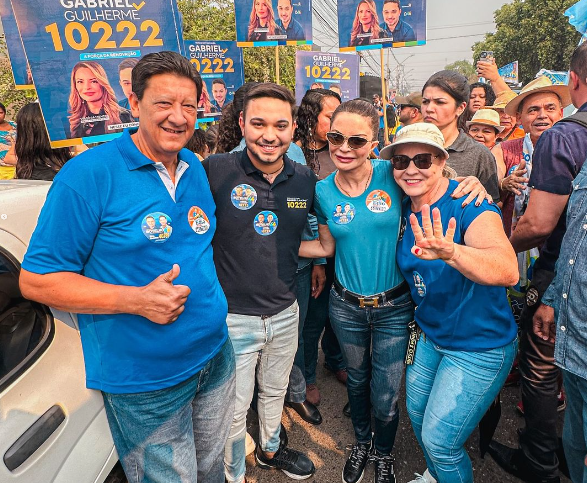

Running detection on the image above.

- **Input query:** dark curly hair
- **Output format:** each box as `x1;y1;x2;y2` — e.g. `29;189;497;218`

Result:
215;82;259;153
457;82;497;130
293;88;341;171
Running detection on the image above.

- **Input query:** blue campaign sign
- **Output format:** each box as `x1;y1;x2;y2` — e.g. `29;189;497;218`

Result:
234;0;312;47
0;0;33;89
337;0;426;52
10;0;183;148
185;40;245;124
295;51;360;104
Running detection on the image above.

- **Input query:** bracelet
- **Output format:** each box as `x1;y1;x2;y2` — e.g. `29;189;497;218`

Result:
499;178;505;191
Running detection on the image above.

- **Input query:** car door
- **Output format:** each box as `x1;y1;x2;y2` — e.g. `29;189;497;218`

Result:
0;228;117;482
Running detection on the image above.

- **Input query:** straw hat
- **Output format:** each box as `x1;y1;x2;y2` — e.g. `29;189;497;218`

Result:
504;76;571;116
380;123;448;159
488;90;518;110
466;109;506;133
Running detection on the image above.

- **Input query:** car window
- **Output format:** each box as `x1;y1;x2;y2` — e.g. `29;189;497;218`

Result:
0;249;53;390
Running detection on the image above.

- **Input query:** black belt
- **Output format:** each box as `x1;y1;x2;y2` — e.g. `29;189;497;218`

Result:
333;278;409;308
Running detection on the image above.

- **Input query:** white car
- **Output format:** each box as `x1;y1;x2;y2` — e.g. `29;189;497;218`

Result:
0;180;121;483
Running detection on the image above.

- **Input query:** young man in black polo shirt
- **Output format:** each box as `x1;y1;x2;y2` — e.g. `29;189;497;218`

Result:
202;83;316;483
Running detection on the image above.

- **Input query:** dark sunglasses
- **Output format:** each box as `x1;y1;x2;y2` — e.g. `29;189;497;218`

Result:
326;132;371;149
391;153;439;170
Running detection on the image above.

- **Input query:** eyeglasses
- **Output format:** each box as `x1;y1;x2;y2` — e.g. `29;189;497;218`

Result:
391;153;440;170
326;132;371;149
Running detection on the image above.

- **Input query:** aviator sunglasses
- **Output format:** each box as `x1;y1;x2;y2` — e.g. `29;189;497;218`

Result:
326;131;371;150
391;153;440;170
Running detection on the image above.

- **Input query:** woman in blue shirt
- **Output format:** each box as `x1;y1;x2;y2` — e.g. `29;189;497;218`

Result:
300;101;486;483
389;123;518;483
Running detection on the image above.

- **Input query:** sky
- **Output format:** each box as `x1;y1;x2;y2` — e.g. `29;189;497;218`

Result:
312;0;513;92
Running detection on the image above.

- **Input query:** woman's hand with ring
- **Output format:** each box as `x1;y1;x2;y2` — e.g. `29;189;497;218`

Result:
410;205;457;261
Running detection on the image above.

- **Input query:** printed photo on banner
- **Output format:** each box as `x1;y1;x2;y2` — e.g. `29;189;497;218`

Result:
10;0;183;148
295;51;360;104
337;0;426;51
234;0;312;46
184;40;245;123
0;0;33;89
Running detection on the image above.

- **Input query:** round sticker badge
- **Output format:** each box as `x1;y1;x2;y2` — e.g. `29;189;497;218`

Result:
413;271;426;297
231;184;257;210
141;212;173;243
366;190;392;213
188;206;211;235
332;202;356;225
254;210;278;236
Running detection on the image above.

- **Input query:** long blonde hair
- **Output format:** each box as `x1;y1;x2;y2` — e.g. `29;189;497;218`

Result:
350;0;380;45
68;61;122;137
199;81;212;114
248;0;277;38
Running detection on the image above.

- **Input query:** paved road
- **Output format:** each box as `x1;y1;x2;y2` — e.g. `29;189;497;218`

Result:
244;350;569;483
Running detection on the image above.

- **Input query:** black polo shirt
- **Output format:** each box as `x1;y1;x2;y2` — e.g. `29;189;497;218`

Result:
203;149;316;316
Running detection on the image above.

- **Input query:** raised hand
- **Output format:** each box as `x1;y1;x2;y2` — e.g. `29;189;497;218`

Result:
410;205;457;261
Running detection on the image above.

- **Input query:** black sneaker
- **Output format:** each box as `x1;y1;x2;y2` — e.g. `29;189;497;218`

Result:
371;450;396;483
255;445;315;480
343;441;372;483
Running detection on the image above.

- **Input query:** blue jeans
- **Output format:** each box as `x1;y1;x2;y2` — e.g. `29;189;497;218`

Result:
286;263;312;403
224;301;299;483
562;369;587;483
406;335;517;483
102;339;236;483
329;287;414;454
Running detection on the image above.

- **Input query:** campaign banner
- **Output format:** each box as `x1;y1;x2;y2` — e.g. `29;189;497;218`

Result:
10;0;183;148
234;0;312;47
337;0;426;52
185;40;244;124
295;51;360;104
498;61;518;85
0;0;33;89
536;69;569;85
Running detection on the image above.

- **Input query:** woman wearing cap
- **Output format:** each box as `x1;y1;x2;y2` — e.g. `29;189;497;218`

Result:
389;123;518;483
466;109;505;150
299;100;486;483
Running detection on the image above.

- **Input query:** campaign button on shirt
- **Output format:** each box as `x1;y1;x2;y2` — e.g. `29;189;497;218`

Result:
333;202;355;225
231;184;257;210
142;212;172;243
366;189;391;213
188;206;210;235
413;271;426;297
254;210;278;236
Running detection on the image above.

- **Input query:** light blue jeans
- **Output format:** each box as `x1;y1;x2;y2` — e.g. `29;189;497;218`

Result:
102;339;236;483
562;369;587;483
406;334;517;483
224;301;299;483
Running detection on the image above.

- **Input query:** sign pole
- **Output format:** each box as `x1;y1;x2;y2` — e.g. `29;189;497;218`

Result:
380;48;389;144
276;46;280;84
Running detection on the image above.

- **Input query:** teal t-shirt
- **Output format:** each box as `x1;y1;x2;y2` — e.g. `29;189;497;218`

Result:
315;159;404;295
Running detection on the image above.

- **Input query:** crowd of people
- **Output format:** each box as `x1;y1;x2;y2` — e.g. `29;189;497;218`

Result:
5;42;587;483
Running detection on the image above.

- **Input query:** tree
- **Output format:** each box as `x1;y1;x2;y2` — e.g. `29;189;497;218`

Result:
178;0;307;92
473;0;580;85
444;60;477;83
0;38;36;118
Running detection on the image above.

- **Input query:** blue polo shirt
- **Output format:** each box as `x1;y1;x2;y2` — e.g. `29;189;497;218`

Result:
22;129;228;394
315;159;404;295
278;18;306;40
379;19;416;42
396;179;516;351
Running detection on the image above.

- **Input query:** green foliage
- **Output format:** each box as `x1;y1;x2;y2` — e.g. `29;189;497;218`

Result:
444;59;477;83
178;0;307;92
0;39;36;118
473;0;580;85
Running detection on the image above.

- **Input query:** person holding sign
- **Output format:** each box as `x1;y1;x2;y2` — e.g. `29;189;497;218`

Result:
247;0;283;41
68;61;133;139
379;0;415;43
350;0;381;46
277;0;306;40
20;52;235;483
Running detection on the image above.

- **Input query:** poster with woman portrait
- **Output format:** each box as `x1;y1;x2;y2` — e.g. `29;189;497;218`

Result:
10;0;183;148
0;0;33;89
234;0;312;46
337;0;426;52
185;40;245;124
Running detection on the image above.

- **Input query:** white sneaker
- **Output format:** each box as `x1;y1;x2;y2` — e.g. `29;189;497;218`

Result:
245;432;256;455
407;469;437;483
